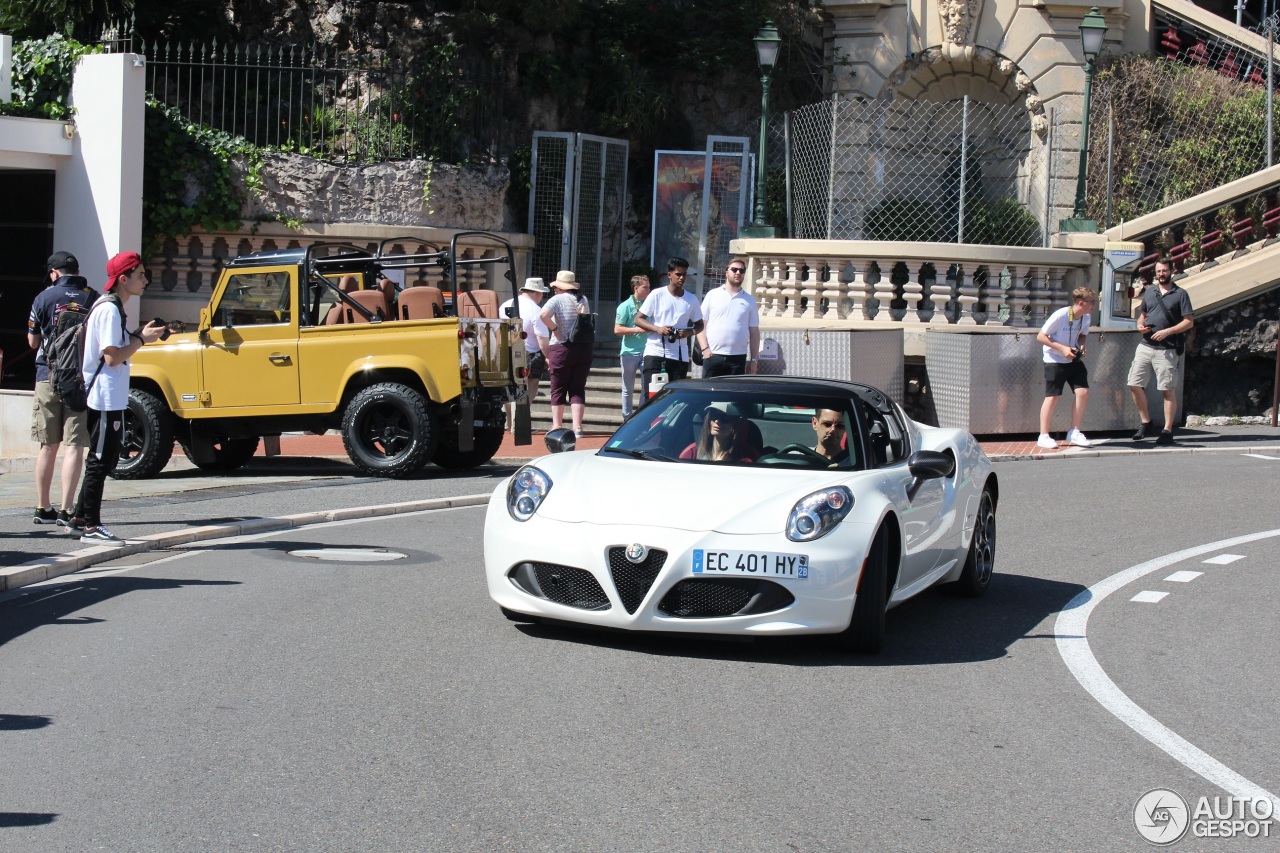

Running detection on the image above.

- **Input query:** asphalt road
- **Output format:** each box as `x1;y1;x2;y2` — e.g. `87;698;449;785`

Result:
1;453;1277;852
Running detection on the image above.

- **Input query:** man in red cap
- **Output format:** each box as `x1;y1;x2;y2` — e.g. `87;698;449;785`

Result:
72;252;165;543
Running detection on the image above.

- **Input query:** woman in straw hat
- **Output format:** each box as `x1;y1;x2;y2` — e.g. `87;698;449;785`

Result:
538;270;593;437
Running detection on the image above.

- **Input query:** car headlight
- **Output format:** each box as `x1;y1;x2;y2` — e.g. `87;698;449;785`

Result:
786;487;854;542
507;465;552;522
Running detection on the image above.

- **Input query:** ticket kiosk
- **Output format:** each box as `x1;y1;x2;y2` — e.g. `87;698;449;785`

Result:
1099;241;1145;329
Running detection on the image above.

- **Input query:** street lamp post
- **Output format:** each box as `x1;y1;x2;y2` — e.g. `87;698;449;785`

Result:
741;21;782;239
1060;6;1108;233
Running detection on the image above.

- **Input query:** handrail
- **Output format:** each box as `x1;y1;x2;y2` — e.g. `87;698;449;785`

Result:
1152;0;1280;64
1105;163;1280;243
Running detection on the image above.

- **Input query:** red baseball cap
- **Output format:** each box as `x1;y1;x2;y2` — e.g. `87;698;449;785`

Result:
105;251;144;291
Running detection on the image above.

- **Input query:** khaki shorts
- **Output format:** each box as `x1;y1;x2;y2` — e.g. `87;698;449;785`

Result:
31;381;90;447
1126;344;1179;391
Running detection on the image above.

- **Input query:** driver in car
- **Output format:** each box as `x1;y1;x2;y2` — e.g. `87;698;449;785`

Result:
812;408;850;467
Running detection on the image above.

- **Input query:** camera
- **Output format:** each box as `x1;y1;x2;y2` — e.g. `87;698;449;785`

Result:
665;326;690;344
1070;346;1082;360
152;318;172;341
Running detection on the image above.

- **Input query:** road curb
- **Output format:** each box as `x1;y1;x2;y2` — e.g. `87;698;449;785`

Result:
0;493;493;594
987;444;1280;462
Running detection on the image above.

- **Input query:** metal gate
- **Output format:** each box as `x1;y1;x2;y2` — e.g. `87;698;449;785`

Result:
528;131;629;306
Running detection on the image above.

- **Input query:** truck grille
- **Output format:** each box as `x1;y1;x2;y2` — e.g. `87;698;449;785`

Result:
607;547;668;614
508;562;610;611
657;578;795;618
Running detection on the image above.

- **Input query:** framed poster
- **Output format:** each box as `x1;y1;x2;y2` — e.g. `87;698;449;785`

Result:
650;151;707;272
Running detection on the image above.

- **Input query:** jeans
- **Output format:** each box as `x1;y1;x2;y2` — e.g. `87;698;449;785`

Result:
640;356;690;403
702;353;748;377
620;353;643;418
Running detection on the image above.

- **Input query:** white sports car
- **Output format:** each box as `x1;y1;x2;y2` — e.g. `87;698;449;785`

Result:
484;377;997;651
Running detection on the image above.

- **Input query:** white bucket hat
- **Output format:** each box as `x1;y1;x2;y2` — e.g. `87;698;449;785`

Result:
521;277;549;293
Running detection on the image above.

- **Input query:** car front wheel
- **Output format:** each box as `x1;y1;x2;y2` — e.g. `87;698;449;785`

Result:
834;525;889;653
955;486;996;597
341;383;436;477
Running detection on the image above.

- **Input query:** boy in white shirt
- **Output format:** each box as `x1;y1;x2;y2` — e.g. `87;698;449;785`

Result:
634;257;704;399
1035;287;1097;450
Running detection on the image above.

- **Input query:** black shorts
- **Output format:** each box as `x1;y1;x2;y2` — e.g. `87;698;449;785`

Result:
1044;360;1088;396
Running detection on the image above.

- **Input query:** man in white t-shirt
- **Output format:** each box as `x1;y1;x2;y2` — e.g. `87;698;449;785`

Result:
1034;286;1096;451
72;252;164;543
501;277;550;433
696;257;760;377
634;257;704;398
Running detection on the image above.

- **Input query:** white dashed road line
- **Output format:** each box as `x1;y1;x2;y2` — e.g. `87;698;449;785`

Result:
1163;570;1203;583
1203;553;1245;565
1130;590;1169;603
1055;530;1280;813
1241;453;1280;460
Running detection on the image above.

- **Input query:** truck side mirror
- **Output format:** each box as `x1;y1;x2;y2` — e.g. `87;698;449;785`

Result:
198;307;211;336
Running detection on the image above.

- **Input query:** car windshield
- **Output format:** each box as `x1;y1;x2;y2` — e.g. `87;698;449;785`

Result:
601;387;861;470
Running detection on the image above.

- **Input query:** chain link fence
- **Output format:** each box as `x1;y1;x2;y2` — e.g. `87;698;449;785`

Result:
1087;7;1276;226
772;95;1051;246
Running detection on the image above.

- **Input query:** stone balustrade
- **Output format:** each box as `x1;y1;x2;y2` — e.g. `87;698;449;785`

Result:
143;221;534;323
732;239;1095;328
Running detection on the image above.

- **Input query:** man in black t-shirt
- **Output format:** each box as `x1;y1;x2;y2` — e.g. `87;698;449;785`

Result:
1127;258;1194;446
26;251;99;528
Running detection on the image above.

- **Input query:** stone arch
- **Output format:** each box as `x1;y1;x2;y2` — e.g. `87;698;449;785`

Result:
877;47;1047;139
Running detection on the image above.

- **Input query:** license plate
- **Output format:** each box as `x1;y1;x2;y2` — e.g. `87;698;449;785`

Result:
692;549;808;579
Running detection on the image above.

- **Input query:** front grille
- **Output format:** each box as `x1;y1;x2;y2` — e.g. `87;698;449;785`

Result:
657;578;795;618
508;562;610;611
607;547;668;613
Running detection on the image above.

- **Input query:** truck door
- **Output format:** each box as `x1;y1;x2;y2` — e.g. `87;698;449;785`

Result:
201;268;301;408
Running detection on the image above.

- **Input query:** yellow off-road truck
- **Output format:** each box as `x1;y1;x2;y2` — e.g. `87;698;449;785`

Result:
117;232;531;479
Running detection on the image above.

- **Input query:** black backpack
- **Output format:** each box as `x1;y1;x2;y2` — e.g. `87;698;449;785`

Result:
50;293;124;412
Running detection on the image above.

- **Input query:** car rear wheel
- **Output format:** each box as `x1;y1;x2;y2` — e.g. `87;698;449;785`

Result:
433;425;505;470
955;486;996;597
834;525;889;653
341;382;436;478
180;435;260;472
112;390;175;480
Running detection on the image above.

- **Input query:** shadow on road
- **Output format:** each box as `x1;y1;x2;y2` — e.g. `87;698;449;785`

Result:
0;812;57;827
514;572;1085;666
0;577;239;650
0;713;51;730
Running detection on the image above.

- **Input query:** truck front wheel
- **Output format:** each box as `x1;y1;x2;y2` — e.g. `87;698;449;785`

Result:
112;390;176;480
341;383;436;477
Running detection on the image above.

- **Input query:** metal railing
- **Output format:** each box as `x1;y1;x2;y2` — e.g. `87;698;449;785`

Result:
99;17;503;164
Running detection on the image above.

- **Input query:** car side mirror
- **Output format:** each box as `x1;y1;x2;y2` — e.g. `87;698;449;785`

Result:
545;428;576;454
197;307;211;336
906;450;954;499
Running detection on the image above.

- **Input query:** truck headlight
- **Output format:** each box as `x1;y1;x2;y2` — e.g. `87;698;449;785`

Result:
786;487;853;542
507;466;552;522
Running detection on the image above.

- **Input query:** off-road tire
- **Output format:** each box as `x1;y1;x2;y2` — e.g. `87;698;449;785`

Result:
341;383;436;478
112;390;176;480
179;435;260;472
834;525;889;653
433;425;505;470
955;486;996;597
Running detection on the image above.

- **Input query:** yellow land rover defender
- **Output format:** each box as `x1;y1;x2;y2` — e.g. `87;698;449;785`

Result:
118;232;532;479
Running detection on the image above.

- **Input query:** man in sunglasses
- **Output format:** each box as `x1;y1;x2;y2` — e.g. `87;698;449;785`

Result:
695;258;760;377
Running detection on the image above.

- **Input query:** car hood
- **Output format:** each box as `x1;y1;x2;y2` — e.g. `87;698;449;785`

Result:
527;451;861;534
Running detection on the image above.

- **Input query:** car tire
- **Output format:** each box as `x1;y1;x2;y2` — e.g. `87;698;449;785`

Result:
955;486;996;597
834;525;889;653
111;389;175;480
341;382;436;478
433;426;505;470
179;436;260;472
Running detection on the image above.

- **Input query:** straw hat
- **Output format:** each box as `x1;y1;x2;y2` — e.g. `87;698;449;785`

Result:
552;270;579;290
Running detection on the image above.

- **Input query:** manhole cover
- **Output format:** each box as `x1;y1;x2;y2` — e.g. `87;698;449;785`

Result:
286;548;408;563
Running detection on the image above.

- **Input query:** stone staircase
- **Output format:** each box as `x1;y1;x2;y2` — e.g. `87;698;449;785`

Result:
526;337;635;434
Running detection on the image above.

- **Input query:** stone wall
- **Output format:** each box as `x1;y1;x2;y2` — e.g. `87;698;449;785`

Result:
232;153;514;232
1186;287;1280;416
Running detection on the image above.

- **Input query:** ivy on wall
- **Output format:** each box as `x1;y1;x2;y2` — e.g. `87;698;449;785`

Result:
0;32;101;120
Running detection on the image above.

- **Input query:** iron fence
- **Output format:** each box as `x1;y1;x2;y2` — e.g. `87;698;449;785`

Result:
1087;7;1276;225
777;95;1050;246
99;18;503;164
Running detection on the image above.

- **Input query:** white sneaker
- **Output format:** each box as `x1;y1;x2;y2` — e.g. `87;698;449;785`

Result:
1067;428;1091;447
1036;434;1058;449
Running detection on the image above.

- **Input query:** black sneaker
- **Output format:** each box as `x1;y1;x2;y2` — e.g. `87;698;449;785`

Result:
1155;431;1174;447
56;511;82;533
1131;422;1153;441
79;525;124;544
33;507;58;524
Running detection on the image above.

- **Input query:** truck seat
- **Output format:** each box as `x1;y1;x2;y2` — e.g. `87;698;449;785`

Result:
344;289;390;324
457;289;499;319
322;275;362;325
399;286;445;320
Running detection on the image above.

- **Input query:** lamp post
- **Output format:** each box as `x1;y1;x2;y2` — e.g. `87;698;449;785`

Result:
1061;7;1108;233
741;21;782;239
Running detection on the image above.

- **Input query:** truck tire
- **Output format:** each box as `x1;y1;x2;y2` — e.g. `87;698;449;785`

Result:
433;426;505;470
179;435;260;472
341;383;436;478
112;389;176;480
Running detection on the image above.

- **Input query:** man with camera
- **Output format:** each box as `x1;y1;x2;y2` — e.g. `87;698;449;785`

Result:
1128;258;1194;446
1035;286;1097;450
634;257;704;399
